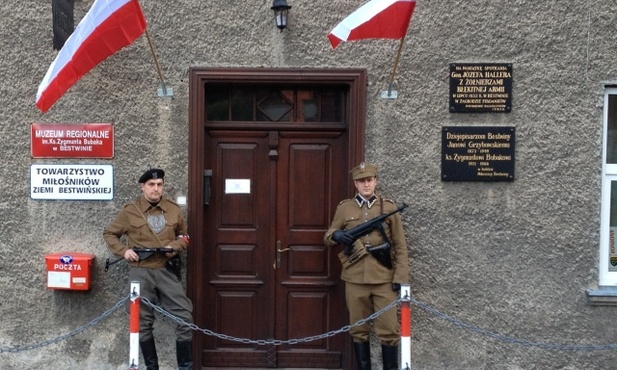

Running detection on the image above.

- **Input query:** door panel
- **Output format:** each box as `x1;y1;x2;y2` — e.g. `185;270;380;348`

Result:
203;132;273;366
274;133;347;368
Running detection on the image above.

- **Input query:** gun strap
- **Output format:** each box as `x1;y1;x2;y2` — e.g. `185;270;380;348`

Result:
377;222;390;245
374;197;393;269
377;196;392;245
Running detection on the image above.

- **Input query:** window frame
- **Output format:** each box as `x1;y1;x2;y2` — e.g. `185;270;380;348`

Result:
600;87;617;285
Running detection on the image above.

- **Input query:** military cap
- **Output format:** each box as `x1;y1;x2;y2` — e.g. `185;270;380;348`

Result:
350;162;378;180
138;168;165;183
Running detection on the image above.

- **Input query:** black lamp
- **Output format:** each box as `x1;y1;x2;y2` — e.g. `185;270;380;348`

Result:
271;0;291;31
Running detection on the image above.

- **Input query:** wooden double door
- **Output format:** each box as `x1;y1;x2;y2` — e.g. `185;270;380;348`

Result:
188;68;367;369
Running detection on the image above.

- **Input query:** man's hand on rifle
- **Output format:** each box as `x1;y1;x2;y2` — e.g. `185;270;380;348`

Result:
332;230;353;245
332;230;354;255
124;249;139;262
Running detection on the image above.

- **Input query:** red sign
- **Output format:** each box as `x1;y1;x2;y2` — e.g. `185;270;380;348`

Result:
31;123;114;158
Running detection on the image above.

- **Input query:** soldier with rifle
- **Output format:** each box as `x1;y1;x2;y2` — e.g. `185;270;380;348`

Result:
103;168;193;370
324;162;409;370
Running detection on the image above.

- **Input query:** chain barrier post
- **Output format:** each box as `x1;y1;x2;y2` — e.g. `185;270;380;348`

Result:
128;281;140;370
400;284;412;370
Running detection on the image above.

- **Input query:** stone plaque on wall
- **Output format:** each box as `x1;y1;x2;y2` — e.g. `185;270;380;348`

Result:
442;126;515;181
449;63;512;113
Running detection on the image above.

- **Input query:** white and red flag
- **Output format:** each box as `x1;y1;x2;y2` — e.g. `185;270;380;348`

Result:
328;0;416;49
36;0;147;113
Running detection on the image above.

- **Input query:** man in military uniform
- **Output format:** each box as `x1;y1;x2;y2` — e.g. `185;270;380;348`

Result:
324;162;409;370
104;168;193;370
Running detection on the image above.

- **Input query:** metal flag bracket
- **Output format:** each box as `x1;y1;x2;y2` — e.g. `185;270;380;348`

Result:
145;28;174;98
381;82;398;99
380;37;406;100
157;82;174;97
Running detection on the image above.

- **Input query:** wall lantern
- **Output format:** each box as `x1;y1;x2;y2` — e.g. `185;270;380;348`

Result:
271;0;291;31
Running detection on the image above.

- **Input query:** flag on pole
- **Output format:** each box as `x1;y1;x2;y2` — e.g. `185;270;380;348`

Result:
36;0;147;113
328;0;416;49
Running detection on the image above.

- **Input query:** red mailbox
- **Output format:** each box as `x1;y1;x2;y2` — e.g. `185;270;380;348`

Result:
45;252;95;290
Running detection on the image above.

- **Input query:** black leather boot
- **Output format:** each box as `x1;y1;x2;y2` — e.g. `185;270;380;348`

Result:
139;338;159;370
176;340;193;370
382;344;398;370
353;341;371;370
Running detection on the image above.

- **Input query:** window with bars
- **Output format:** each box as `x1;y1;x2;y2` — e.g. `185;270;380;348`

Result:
205;84;345;124
600;88;617;285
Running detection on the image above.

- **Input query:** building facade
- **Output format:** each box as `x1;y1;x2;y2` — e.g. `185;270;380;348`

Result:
1;0;617;369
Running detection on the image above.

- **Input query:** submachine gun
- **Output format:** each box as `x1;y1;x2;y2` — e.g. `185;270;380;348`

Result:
337;203;408;269
104;247;174;272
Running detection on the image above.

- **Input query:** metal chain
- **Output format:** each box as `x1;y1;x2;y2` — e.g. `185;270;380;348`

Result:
140;295;400;345
4;292;617;354
0;295;129;353
145;294;617;351
408;296;617;351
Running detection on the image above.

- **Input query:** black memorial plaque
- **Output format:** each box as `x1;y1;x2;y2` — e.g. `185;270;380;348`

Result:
449;63;512;113
442;126;515;181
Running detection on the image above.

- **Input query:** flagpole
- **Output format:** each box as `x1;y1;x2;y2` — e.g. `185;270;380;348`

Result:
387;37;406;96
144;28;171;96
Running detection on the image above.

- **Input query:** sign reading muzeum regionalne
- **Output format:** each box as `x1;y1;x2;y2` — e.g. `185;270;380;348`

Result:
441;126;515;181
449;63;513;113
31;123;114;158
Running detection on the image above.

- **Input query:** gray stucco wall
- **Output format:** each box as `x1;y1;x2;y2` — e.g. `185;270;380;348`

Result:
1;0;616;369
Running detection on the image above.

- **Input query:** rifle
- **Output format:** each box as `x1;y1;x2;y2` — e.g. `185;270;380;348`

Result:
342;203;408;249
104;247;174;272
337;203;408;268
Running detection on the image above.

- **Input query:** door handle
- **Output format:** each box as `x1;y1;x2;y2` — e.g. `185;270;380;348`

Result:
274;240;290;269
203;169;212;205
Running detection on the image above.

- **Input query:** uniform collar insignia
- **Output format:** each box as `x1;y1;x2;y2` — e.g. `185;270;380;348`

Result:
355;194;377;208
355;195;363;207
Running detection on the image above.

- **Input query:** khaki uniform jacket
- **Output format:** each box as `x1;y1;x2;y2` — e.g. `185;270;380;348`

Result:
103;196;188;269
324;195;409;284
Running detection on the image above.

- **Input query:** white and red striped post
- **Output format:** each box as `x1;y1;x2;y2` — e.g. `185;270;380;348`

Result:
129;281;140;370
400;284;412;370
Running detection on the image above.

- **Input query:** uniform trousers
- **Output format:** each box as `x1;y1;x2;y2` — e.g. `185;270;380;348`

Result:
129;266;194;342
345;281;400;345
